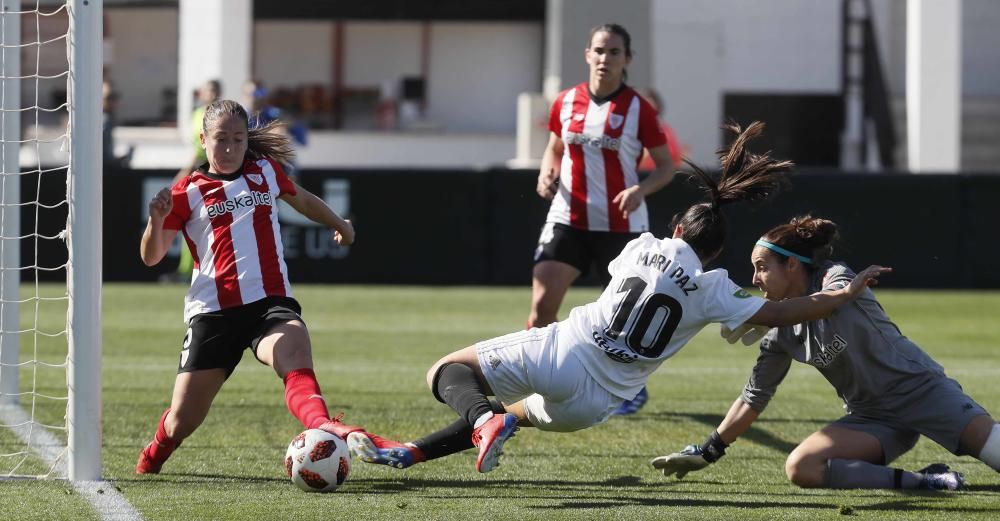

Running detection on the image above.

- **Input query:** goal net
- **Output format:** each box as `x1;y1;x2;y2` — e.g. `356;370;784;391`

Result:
0;0;101;481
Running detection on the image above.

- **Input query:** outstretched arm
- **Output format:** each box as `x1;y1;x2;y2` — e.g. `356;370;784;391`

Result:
747;265;891;327
279;184;354;246
651;398;760;479
717;398;760;444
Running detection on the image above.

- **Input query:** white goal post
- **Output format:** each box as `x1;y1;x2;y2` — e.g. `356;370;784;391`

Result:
0;0;102;482
66;0;103;482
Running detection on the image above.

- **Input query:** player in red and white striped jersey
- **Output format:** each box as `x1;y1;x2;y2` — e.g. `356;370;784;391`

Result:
530;24;678;332
135;99;380;474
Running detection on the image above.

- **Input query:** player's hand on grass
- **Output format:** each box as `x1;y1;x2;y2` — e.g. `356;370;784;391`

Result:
148;188;172;222
721;323;771;346
536;168;560;200
651;444;712;479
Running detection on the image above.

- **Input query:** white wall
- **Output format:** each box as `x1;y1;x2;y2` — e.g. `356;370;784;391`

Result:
177;0;252;128
115;127;515;170
427;22;543;133
962;0;1000;96
719;0;841;93
870;0;1000;97
253;21;334;87
105;8;178;123
651;0;842;165
343;22;423;88
236;20;542;133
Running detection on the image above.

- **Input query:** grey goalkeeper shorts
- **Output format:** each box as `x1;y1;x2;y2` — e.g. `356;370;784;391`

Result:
831;377;990;464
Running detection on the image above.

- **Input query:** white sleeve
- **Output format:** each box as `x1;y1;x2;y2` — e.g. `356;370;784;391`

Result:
700;273;767;331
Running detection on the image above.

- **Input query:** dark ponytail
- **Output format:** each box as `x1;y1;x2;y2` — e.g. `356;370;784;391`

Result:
675;121;793;260
202;99;295;165
760;215;839;266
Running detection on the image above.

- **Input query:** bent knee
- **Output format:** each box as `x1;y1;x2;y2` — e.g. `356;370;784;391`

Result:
785;453;827;488
425;357;457;391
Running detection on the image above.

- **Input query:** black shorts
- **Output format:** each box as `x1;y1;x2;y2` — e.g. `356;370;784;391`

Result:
178;296;304;377
533;222;640;285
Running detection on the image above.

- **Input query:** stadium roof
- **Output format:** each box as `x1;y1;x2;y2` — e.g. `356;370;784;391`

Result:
96;0;544;20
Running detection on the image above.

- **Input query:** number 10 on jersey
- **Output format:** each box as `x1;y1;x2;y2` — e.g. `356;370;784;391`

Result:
603;277;682;358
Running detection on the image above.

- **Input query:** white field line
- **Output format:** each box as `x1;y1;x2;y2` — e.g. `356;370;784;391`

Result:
0;404;144;521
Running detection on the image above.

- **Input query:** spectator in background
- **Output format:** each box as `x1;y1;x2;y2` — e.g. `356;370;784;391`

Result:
180;79;222;180
242;80;308;175
637;88;686;171
102;80;131;170
162;79;221;284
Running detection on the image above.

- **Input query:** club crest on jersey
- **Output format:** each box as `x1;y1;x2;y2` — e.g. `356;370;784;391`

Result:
246;173;264;185
206;191;274;218
733;288;752;298
608;113;624;130
573;113;585;122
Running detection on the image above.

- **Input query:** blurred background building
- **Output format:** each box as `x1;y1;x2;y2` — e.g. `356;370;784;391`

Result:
60;0;995;172
15;0;1000;287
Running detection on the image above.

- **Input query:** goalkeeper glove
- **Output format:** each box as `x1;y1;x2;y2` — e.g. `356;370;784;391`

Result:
720;323;771;346
651;430;729;479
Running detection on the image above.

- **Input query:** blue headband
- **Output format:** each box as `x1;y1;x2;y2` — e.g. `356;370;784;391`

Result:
755;240;812;264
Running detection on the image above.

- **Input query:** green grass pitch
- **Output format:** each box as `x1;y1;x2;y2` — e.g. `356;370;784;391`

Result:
2;284;1000;520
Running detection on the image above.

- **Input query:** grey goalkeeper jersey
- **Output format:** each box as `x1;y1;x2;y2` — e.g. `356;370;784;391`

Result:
741;262;946;415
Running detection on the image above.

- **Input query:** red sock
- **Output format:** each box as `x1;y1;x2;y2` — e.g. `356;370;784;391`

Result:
284;368;331;430
146;408;179;462
404;443;427;463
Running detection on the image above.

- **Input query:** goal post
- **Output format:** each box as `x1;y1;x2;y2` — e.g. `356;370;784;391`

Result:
0;1;19;409
66;0;102;481
0;0;102;482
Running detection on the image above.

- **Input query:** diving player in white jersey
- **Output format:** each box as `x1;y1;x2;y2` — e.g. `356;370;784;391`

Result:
652;215;1000;490
347;122;890;474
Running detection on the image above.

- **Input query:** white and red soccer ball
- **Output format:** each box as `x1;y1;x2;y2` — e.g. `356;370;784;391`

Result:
284;429;351;492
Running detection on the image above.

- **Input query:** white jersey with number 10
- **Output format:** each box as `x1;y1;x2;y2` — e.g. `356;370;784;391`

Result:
562;233;767;399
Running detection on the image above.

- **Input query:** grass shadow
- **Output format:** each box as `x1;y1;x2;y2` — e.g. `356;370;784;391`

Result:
644;411;800;454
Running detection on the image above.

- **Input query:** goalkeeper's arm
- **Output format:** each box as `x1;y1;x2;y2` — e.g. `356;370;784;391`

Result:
652;399;760;478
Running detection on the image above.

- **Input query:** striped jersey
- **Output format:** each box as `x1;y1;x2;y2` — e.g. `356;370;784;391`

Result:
562;233;766;399
546;83;667;232
163;158;297;322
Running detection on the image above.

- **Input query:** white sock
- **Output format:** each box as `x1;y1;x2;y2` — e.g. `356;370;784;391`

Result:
473;412;494;429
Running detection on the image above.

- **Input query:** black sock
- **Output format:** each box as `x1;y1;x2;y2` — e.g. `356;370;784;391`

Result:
434;363;494;428
413;400;506;461
412;418;473;461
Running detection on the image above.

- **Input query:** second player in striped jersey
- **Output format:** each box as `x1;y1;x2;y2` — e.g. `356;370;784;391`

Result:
530;23;678;334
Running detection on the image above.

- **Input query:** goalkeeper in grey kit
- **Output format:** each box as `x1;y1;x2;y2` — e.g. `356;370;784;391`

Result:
653;215;1000;490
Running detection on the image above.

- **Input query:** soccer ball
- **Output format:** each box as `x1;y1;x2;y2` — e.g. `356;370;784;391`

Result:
284;429;351;492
